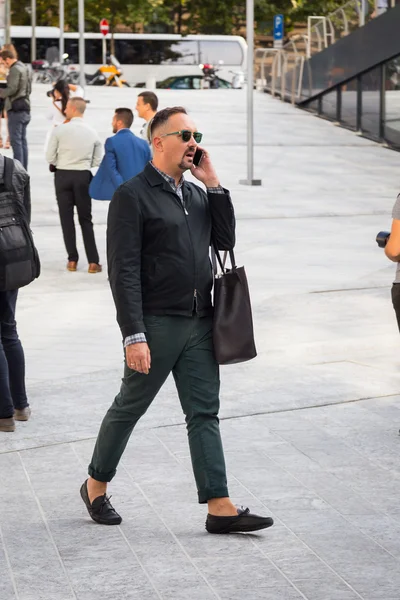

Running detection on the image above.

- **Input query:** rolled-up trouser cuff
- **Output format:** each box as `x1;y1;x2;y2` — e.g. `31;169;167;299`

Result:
198;487;229;504
88;465;116;483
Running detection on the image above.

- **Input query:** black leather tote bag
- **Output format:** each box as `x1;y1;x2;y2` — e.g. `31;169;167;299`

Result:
211;246;257;365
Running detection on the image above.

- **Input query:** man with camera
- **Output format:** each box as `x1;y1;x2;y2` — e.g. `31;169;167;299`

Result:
378;197;400;330
0;49;31;170
79;106;274;534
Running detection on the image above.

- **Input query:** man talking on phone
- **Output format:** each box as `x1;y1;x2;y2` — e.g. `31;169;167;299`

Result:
80;106;274;534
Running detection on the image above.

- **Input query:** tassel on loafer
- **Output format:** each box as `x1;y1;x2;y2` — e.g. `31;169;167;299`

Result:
80;479;122;525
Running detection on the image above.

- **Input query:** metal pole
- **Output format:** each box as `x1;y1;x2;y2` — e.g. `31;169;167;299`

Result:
359;0;365;27
59;0;64;58
78;0;85;89
239;0;261;186
5;0;11;44
31;0;36;62
102;37;106;64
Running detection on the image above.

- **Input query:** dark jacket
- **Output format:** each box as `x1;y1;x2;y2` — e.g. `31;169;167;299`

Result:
89;129;151;201
0;155;31;222
107;163;235;338
0;61;31;113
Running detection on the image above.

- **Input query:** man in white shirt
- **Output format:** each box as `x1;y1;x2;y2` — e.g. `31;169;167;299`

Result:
46;97;103;273
135;91;158;143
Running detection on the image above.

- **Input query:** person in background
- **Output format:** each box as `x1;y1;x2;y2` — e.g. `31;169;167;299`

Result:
2;44;18;57
385;195;400;330
89;107;151;201
45;44;60;65
46;80;70;129
0;152;32;432
0;44;19;151
383;194;400;434
0;48;31;170
0;45;20;151
136;91;158;143
46;80;85;127
0;60;10;149
45;97;103;274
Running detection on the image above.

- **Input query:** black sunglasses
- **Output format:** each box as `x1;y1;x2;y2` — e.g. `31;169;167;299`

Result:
160;130;203;143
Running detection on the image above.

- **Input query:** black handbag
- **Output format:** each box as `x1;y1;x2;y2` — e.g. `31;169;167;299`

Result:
211;246;257;365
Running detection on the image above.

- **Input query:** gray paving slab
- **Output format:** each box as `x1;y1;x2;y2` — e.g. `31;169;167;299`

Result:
1;85;400;599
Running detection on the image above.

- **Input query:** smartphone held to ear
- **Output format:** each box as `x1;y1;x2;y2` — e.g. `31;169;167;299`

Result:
193;148;203;167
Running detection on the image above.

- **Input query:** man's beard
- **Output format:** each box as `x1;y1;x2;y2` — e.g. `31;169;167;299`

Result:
178;159;188;171
178;147;195;171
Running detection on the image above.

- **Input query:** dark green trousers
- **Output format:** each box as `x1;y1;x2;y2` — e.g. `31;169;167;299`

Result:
88;315;229;503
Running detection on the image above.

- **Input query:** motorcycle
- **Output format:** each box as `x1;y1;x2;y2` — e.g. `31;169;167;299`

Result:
85;55;130;87
199;63;220;89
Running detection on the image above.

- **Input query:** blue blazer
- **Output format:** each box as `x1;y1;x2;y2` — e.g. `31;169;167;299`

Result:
89;129;151;200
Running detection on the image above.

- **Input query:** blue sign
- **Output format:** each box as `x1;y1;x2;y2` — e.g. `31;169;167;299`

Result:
273;14;284;43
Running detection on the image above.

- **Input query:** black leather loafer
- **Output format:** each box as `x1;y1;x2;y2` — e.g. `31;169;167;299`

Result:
80;479;122;525
206;506;274;534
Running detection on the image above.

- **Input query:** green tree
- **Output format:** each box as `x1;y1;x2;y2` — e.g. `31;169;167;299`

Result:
10;0;351;34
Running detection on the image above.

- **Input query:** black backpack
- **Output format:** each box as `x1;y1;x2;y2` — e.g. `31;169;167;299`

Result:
0;157;40;291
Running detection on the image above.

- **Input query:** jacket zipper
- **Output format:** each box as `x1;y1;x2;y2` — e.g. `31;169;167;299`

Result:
170;191;197;313
181;197;197;314
193;288;197;312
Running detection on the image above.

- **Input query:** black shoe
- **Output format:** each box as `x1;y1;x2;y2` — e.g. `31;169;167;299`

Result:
80;479;122;525
206;506;274;534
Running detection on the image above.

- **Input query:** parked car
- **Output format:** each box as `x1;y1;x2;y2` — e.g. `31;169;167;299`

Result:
135;75;232;89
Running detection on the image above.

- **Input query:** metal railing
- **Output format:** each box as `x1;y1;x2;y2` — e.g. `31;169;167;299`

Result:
269;0;375;61
255;47;281;89
257;0;397;104
267;50;305;104
306;0;375;57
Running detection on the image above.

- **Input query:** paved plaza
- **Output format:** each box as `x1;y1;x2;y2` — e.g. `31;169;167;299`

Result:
1;84;400;599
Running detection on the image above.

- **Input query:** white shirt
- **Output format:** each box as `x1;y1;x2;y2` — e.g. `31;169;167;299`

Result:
140;120;150;143
47;100;66;127
45;117;103;170
46;87;85;127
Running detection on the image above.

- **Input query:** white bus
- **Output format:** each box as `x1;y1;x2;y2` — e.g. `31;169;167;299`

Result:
3;26;247;85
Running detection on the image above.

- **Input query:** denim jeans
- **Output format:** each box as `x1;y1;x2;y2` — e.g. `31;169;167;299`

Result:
7;110;31;170
0;290;29;419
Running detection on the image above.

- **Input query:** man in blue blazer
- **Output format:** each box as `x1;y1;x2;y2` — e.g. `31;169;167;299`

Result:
89;108;151;201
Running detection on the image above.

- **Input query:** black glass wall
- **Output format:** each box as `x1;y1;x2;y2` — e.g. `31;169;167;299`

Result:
384;57;400;147
360;66;382;139
340;79;358;130
303;54;400;150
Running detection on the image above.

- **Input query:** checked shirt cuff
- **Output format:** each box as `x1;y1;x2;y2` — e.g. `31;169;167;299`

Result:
207;186;225;194
124;333;147;347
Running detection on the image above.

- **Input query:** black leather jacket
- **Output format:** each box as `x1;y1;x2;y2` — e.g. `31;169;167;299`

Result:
107;163;235;338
